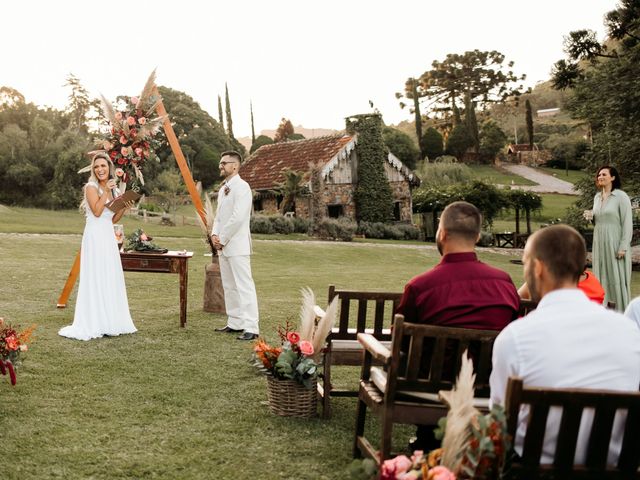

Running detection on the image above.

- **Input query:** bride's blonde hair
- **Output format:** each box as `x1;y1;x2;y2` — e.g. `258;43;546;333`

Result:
79;152;116;212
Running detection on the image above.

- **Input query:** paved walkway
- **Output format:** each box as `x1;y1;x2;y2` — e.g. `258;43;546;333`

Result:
502;164;578;195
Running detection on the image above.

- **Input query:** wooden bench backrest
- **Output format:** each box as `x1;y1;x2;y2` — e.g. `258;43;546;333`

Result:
328;285;402;341
388;315;500;397
505;376;640;477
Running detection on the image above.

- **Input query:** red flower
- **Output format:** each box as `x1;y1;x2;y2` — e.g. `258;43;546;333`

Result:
110;151;118;159
286;332;300;344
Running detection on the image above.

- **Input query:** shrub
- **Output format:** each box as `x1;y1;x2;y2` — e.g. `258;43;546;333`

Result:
292;217;311;234
357;221;421;240
395;223;421;240
477;230;494;247
271;216;295;234
314;218;357;241
250;215;275;234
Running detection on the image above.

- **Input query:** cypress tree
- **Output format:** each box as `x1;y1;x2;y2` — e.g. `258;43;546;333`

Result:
250;100;256;144
525;99;534;148
217;95;224;130
225;83;234;139
346;114;394;223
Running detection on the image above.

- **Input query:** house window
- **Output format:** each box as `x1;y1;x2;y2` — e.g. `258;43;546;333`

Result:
327;204;344;218
253;198;263;212
393;202;402;221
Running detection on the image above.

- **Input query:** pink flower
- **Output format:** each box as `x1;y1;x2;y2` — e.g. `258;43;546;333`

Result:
103;140;113;150
380;455;412;479
138;116;147;125
115;168;125;177
120;135;127;144
410;450;424;466
299;340;314;356
121;147;129;156
115;112;123;120
140;233;148;241
286;332;300;344
131;96;140;105
135;147;143;156
127;116;136;126
398;472;419;480
5;336;18;351
427;466;456;480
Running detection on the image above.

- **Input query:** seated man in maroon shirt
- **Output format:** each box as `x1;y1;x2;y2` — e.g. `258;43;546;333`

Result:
397;201;519;451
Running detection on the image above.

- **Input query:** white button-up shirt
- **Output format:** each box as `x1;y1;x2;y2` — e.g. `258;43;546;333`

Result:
490;288;640;464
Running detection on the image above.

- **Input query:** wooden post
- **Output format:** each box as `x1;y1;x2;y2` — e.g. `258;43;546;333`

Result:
56;251;81;308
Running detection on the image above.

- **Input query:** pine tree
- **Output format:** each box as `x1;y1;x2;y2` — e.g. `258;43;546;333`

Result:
217;95;224;131
346;114;394;223
225;83;234;139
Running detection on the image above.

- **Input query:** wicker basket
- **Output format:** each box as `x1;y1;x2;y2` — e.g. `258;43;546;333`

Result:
266;376;318;418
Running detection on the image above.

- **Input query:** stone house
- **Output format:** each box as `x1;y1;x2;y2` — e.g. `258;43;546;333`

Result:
506;143;551;165
239;134;420;222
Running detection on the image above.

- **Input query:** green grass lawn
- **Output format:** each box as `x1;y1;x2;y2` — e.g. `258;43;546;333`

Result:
467;164;536;186
492;194;578;232
2;207;637;479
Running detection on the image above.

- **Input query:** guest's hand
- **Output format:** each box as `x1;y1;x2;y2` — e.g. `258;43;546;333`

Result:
617;250;626;259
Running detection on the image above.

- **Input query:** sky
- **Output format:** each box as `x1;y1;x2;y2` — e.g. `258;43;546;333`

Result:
2;0;619;139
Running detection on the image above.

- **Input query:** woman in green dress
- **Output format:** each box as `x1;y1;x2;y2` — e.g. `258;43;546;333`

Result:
591;166;633;311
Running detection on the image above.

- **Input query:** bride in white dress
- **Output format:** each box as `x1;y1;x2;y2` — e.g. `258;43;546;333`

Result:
59;153;137;340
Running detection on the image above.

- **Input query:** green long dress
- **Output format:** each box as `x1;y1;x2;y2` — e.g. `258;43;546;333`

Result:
592;189;633;311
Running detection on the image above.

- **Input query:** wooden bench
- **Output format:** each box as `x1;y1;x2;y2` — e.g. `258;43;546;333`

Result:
319;285;402;418
353;314;500;465
503;376;640;478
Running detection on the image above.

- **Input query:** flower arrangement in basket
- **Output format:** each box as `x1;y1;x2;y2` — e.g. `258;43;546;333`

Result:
349;352;510;480
124;228;167;253
0;317;36;386
252;288;338;417
84;70;166;192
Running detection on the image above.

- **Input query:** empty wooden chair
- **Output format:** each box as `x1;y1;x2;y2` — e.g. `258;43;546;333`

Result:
503;376;640;479
353;314;500;464
319;285;402;418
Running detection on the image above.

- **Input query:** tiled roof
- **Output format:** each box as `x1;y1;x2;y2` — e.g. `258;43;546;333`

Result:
240;135;354;190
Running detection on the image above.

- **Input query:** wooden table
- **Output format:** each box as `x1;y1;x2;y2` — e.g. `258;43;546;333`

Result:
120;250;194;328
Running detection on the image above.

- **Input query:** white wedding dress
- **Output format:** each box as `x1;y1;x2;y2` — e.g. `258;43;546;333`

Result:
59;181;137;340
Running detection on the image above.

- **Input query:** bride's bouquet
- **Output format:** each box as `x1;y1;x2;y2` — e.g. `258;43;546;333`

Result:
96;70;166;192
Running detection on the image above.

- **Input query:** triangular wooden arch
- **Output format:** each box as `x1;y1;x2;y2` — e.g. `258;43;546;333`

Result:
57;86;211;307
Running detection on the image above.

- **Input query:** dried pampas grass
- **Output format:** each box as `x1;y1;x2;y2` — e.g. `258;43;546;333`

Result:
439;350;480;472
296;288;338;361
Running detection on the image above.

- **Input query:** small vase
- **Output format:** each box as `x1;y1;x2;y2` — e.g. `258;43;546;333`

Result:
265;376;318;418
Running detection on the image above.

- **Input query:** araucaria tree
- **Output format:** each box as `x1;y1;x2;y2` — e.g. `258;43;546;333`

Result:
525;99;534;148
396;78;424;159
552;0;640;195
346;114;394;223
410;50;526;154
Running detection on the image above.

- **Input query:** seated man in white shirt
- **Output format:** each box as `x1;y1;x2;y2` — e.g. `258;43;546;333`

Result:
490;224;640;465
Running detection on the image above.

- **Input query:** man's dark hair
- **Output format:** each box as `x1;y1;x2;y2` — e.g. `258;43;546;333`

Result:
221;151;243;163
596;165;622;190
529;224;585;283
440;201;482;241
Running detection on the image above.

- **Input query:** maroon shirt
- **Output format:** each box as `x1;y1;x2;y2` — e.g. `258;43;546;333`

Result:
397;252;519;330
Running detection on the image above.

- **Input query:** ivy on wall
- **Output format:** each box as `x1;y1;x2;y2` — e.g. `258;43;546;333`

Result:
346;114;394;223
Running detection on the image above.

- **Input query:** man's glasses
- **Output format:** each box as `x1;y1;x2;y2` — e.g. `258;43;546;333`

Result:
219;161;234;167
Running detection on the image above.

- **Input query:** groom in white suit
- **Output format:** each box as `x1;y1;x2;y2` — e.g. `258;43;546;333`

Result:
211;151;260;340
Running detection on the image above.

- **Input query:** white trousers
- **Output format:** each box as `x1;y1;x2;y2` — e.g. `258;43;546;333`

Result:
218;254;259;334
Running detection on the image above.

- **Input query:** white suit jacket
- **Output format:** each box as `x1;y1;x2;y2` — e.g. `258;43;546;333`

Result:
211;174;253;257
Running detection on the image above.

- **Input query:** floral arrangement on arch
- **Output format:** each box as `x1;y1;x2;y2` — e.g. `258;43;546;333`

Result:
349;353;511;480
0;317;36;386
94;70;166;192
253;288;338;389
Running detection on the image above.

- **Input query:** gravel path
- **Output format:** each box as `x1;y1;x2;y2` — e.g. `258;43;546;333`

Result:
502;164;578;195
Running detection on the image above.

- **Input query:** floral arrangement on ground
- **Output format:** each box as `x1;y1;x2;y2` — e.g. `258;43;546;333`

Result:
95;70;166;192
349;353;511;480
252;288;338;388
125;228;167;253
0;316;36;386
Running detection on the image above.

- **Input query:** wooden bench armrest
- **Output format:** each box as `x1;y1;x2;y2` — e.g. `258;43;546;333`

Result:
357;333;391;365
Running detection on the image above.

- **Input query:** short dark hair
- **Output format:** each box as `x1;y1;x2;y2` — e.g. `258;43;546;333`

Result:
529;224;585;284
440;201;482;241
596;165;622;190
220;151;243;163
